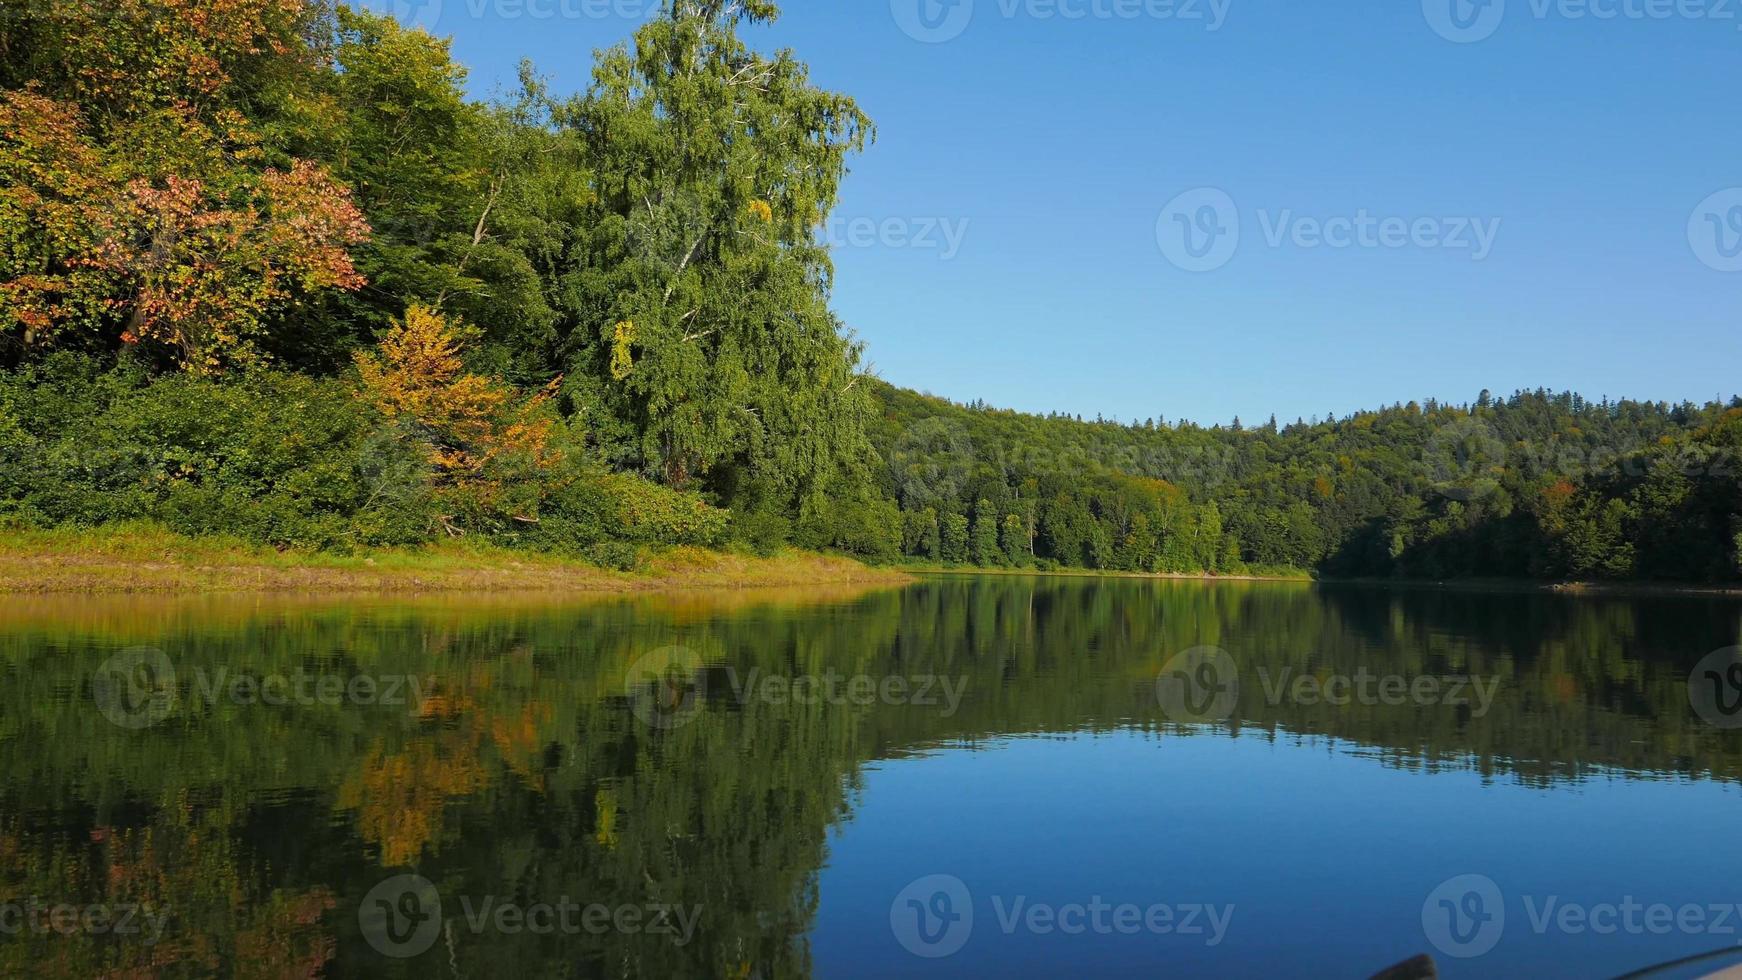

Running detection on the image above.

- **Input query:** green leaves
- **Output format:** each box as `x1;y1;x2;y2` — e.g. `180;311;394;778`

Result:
562;1;874;505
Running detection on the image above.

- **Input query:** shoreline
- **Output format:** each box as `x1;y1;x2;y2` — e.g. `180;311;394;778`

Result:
898;564;1312;584
0;529;910;595
904;563;1742;598
3;530;1736;599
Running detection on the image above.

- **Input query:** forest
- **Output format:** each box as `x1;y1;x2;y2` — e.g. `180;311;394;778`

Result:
1;0;1738;583
874;382;1742;582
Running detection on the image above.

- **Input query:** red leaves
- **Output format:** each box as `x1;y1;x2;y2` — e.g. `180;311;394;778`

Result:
0;86;370;371
44;0;314;114
259;160;372;293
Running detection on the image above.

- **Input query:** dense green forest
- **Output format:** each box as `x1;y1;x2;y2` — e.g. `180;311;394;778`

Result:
1;0;1737;582
873;382;1742;582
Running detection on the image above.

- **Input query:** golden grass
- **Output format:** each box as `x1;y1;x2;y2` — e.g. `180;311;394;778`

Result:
0;524;910;596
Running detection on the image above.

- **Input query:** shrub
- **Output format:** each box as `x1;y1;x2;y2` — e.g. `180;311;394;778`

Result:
0;354;432;548
0;352;732;556
543;471;728;548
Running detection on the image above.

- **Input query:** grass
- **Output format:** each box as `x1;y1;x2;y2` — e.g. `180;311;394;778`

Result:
0;523;911;595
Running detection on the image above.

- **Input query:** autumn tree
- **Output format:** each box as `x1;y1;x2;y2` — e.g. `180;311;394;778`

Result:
0;0;370;372
355;304;561;531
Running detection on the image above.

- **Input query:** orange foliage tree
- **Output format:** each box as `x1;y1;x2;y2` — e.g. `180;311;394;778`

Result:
355;304;564;530
0;0;370;372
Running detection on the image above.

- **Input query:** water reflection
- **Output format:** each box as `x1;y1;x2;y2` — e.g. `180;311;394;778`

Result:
0;576;1737;976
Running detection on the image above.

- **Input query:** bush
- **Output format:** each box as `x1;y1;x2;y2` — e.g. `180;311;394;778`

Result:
726;501;793;557
542;471;728;548
792;477;901;560
0;356;735;557
584;541;643;572
0;355;436;548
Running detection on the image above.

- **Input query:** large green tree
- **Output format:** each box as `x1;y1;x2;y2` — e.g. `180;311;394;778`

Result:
559;0;877;521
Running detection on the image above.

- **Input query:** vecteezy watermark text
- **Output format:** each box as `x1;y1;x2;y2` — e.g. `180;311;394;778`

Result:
889;874;1232;958
0;899;171;945
91;647;431;730
891;0;1231;43
818;216;970;260
1423;874;1742;959
359;875;700;958
1254;667;1501;717
1423;0;1742;43
1157;188;1500;271
624;646;968;729
1154;646;1503;723
356;0;665;32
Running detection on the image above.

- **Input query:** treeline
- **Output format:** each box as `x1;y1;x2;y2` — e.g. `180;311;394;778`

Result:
869;383;1742;583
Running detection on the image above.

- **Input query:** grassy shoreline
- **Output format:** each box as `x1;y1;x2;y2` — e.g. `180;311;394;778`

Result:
4;528;1736;598
0;526;910;595
902;562;1742;598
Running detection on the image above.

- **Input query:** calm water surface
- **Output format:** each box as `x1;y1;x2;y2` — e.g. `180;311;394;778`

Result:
3;576;1741;978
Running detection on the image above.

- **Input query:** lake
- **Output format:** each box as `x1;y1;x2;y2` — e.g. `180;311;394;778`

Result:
3;576;1741;978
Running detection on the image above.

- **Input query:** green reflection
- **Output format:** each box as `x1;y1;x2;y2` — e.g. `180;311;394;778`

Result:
0;577;1737;976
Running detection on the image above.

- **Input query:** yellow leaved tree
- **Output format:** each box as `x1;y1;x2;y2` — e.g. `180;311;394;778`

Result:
355;304;564;531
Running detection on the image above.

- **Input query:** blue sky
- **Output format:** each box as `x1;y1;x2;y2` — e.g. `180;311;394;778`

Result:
364;0;1742;425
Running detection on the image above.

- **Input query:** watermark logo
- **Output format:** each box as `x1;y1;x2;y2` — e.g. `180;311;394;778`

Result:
359;874;443;959
890;417;976;507
891;874;974;957
1423;874;1505;958
1430;0;1742;43
1158;191;1499;269
1424;417;1508;501
1155;646;1240;723
1689;189;1742;272
92;652;432;730
1423;0;1506;42
1157;188;1240;272
892;0;976;42
1424;874;1742;959
890;875;1233;957
1689;646;1742;729
359;876;702;956
91;647;177;730
625;646;705;730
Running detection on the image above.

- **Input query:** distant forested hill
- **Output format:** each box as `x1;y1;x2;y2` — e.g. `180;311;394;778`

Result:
867;381;1742;583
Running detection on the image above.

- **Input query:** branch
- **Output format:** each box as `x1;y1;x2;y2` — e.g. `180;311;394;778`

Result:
435;174;503;307
663;233;705;302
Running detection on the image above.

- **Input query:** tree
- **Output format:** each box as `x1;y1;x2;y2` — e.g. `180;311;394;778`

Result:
970;499;1001;566
355;305;561;531
0;0;370;373
1001;513;1028;566
563;0;875;520
940;513;970;563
